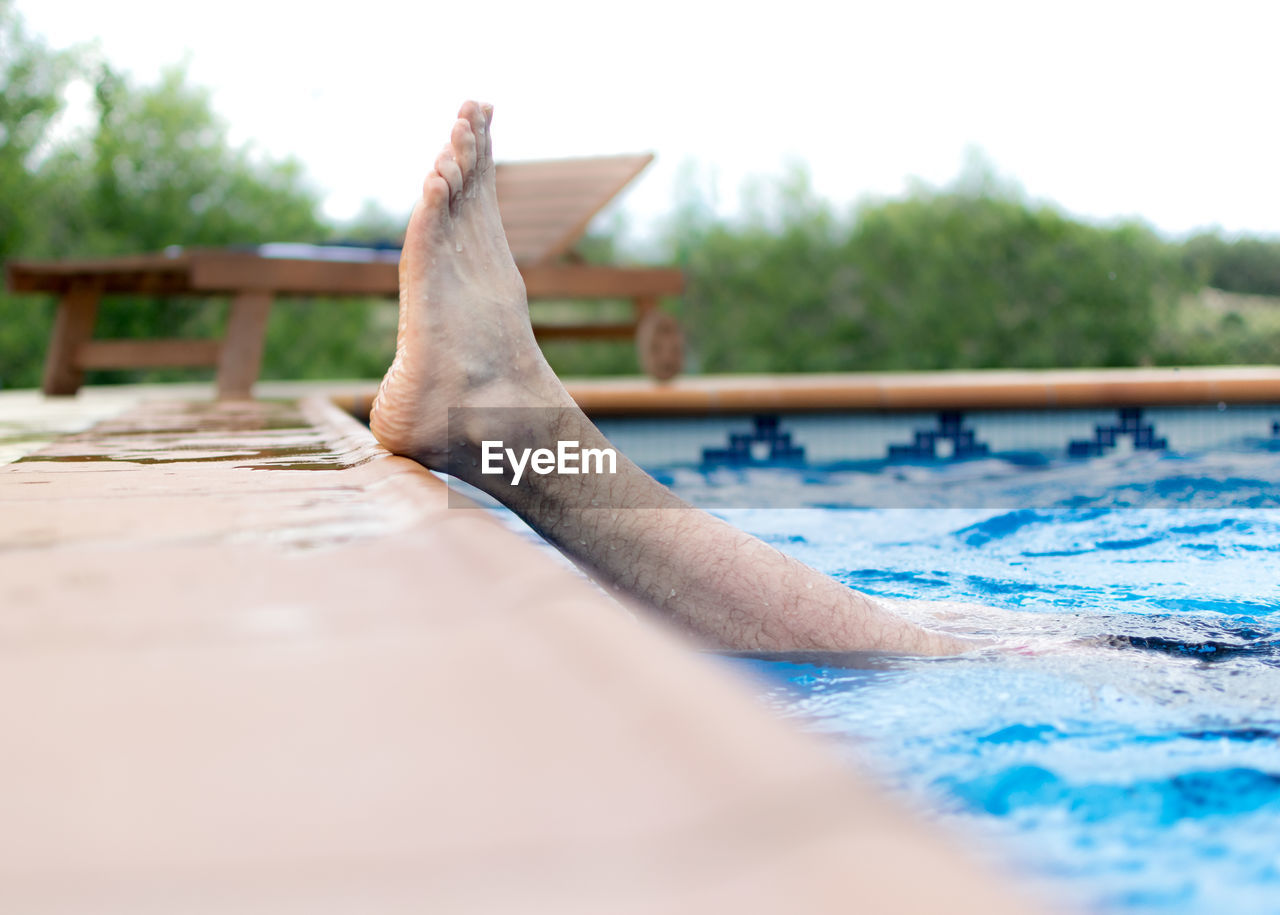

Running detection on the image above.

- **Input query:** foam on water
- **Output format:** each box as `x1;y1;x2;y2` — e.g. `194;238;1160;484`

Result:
662;449;1280;914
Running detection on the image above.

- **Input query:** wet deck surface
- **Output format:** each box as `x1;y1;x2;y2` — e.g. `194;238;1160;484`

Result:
0;388;1034;913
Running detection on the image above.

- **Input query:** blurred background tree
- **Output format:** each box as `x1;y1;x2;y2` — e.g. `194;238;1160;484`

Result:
80;64;323;254
3;0;1279;389
665;163;1193;375
0;0;74;386
1182;234;1280;297
0;0;392;388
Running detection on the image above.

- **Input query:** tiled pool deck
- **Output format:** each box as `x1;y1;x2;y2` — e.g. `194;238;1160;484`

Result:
0;381;1036;914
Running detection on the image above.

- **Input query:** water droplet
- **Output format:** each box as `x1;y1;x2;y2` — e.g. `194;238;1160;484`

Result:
455;242;463;252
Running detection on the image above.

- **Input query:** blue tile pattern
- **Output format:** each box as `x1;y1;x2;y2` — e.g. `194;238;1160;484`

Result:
887;411;990;461
1068;408;1168;457
604;404;1280;469
701;415;805;467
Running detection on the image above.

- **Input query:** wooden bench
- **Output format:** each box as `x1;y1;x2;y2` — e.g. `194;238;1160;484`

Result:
5;155;685;398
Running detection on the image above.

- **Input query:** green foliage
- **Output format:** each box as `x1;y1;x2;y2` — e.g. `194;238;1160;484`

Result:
1150;288;1280;366
670;166;848;372
4;0;1280;390
0;0;71;387
0;3;348;389
668;164;1193;373
1183;233;1280;297
845;194;1181;369
540;339;638;377
73;63;332;384
0;293;53;387
258;298;397;381
0;0;75;261
80;65;324;255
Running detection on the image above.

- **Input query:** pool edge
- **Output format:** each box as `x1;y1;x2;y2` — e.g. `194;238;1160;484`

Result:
0;391;1045;914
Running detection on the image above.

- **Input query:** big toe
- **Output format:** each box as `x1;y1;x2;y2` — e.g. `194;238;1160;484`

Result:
450;118;478;189
456;100;494;177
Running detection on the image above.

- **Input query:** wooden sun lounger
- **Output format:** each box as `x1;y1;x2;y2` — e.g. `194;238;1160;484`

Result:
6;155;685;398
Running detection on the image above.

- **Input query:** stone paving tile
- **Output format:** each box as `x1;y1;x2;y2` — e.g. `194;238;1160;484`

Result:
0;393;1040;914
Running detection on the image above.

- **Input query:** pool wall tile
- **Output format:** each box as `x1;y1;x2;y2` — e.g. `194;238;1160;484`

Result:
597;404;1280;469
701;415;806;466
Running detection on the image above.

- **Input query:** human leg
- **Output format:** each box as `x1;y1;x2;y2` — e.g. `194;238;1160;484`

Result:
371;102;966;655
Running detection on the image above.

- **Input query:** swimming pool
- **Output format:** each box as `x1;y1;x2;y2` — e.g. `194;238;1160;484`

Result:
603;404;1280;914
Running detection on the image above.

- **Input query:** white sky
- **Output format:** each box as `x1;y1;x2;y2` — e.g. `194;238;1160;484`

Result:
18;0;1280;245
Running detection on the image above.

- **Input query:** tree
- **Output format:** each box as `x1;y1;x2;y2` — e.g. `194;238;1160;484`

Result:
0;0;75;261
664;162;1191;374
0;4;334;388
81;63;324;254
1183;233;1280;297
844;191;1178;369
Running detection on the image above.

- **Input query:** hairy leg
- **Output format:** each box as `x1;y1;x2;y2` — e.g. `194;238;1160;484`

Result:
372;101;967;656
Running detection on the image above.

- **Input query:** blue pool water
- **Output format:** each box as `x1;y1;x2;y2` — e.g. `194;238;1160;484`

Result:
660;447;1280;914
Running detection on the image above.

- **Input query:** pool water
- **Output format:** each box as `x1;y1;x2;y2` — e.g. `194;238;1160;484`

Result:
663;449;1280;915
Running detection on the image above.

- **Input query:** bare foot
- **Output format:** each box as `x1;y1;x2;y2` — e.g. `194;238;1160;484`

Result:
371;101;571;469
369;102;965;656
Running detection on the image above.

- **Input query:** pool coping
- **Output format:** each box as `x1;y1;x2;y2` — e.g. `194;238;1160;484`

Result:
0;388;1041;913
299;366;1280;424
566;366;1280;415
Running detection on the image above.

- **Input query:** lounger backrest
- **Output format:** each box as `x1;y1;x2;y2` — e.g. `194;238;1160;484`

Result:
494;154;654;265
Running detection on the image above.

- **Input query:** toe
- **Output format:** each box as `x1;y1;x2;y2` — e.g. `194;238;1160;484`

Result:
403;174;452;261
420;172;452;225
451;118;478;191
434;144;463;210
457;100;492;173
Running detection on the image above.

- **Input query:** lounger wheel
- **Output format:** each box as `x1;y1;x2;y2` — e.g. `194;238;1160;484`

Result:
635;310;684;382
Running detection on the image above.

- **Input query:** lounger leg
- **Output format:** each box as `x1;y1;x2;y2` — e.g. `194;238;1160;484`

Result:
634;301;685;382
217;291;273;400
42;283;101;396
